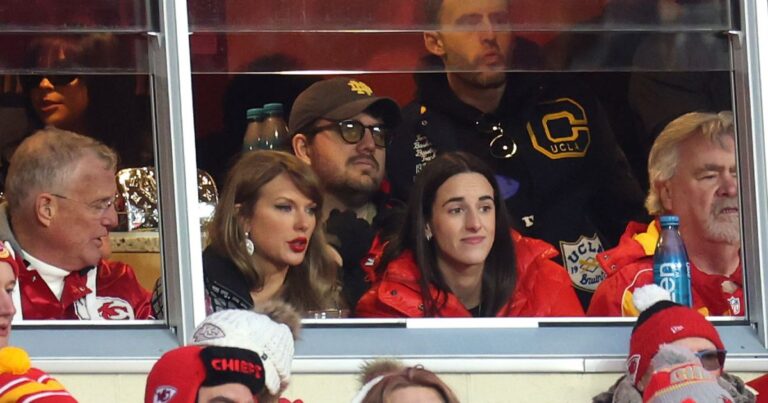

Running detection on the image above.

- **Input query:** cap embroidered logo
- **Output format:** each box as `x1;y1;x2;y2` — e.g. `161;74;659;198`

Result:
193;323;227;342
153;386;178;403
211;358;264;380
670;325;685;334
348;80;373;96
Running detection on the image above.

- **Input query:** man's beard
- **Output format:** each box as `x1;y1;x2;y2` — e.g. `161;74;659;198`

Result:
704;197;741;245
318;156;381;208
456;69;507;90
445;49;508;90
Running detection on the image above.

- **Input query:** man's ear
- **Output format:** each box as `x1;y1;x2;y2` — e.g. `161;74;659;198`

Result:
658;180;674;212
292;133;312;165
423;31;446;57
35;194;56;227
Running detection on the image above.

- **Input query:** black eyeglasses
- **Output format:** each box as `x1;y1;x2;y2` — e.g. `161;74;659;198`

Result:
311;120;390;148
694;349;727;371
20;75;80;91
477;117;517;159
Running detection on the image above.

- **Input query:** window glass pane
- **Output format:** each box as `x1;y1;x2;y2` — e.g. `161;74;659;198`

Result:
0;0;152;31
188;0;745;322
0;29;161;322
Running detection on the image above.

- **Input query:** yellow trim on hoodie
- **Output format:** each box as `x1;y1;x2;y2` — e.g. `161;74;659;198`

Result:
632;220;660;257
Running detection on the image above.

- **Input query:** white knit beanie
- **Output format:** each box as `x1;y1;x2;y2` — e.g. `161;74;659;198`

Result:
191;309;294;395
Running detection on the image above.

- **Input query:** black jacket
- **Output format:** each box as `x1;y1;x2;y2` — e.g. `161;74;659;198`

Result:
388;69;646;302
202;247;254;312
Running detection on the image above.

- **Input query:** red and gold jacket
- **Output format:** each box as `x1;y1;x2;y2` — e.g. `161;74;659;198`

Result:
587;220;744;317
356;232;584;318
16;259;154;320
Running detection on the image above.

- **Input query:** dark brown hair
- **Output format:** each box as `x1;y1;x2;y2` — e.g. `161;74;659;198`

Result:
379;151;516;317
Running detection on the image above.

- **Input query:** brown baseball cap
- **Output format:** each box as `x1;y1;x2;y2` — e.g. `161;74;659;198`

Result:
289;77;401;135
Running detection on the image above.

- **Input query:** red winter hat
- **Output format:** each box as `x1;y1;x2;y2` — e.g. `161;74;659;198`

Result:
0;241;19;278
627;288;724;387
145;345;267;403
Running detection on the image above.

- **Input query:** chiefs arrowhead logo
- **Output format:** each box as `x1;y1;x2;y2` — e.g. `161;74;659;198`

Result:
96;297;134;319
154;386;177;403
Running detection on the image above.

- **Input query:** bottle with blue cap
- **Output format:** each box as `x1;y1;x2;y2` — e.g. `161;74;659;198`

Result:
243;108;265;152
653;215;692;306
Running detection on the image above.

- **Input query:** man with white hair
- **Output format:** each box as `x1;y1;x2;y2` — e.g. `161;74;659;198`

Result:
588;111;741;316
1;127;153;319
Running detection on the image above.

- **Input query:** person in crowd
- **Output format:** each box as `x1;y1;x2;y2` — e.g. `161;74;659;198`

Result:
351;359;461;403
588;111;741;317
204;150;342;316
642;344;735;403
289;77;404;312
356;152;583;317
387;0;647;309
17;35;152;167
0;241;78;402
592;284;754;402
146;302;301;403
1;128;153;319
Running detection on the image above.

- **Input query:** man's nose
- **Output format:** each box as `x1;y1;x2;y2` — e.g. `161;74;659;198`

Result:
103;204;119;227
478;17;498;41
356;128;377;152
718;172;738;197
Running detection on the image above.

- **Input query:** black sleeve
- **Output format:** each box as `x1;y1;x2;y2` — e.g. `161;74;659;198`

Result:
387;102;422;203
325;209;377;311
586;97;648;245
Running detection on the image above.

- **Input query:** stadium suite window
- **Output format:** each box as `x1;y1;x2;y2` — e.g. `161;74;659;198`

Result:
4;0;768;370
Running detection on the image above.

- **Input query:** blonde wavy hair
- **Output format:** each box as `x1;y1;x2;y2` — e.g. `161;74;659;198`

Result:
646;111;734;215
207;151;341;314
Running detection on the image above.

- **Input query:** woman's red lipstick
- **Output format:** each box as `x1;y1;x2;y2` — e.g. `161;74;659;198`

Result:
288;237;308;253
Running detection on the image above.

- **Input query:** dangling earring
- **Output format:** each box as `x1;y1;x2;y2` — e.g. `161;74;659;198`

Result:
425;225;433;241
244;232;255;255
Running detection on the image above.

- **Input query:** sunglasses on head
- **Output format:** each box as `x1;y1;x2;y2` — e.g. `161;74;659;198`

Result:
20;74;80;90
311;119;390;147
694;349;727;371
476;116;517;159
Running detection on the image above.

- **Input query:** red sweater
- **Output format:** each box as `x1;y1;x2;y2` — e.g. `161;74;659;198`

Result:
356;232;584;317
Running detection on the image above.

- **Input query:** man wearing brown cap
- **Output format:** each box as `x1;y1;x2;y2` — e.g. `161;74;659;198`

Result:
290;77;402;312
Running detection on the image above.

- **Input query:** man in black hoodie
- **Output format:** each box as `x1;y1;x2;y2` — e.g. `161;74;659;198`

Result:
388;0;646;308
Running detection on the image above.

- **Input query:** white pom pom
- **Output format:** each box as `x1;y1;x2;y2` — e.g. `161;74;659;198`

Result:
632;284;671;313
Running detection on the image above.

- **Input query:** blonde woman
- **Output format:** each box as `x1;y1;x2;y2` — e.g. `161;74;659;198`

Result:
204;150;342;315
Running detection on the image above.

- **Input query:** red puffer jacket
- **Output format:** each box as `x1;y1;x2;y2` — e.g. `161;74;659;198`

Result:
355;231;584;317
587;220;744;317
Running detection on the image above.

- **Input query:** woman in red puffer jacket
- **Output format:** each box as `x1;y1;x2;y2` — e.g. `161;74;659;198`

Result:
356;152;583;318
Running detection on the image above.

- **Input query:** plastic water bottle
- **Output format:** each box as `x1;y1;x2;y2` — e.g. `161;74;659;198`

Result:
653;215;692;306
262;102;290;151
243;108;265;152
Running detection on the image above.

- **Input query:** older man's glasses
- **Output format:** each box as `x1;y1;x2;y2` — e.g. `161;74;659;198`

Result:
477;118;517;159
20;75;80;91
694;349;727;371
51;193;118;215
311;120;390;148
